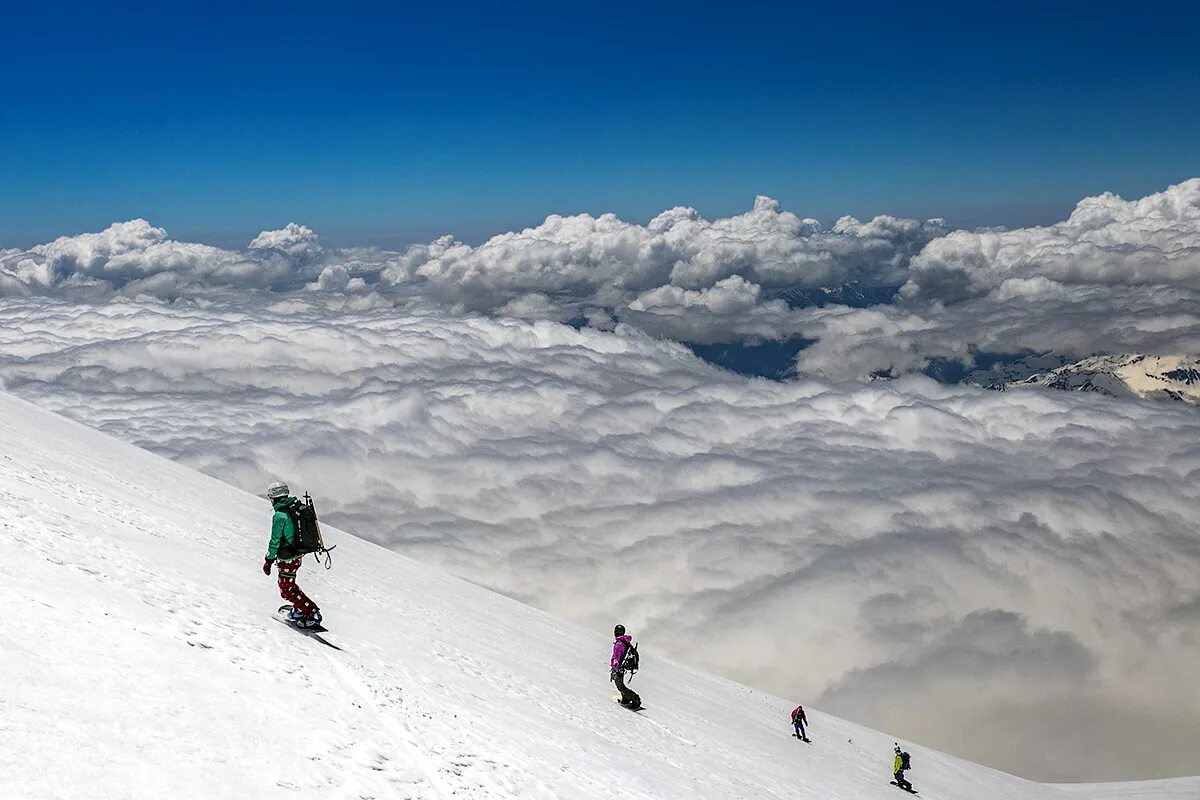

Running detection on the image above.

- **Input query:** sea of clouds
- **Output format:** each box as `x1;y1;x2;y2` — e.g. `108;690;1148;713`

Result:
3;179;1199;377
2;180;1199;781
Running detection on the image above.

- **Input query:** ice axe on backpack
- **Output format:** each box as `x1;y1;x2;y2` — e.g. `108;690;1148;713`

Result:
289;492;337;569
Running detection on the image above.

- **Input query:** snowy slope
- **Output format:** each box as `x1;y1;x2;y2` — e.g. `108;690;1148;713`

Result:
1;390;1193;800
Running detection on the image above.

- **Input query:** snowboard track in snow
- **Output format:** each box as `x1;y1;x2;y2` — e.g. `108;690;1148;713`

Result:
273;615;344;650
326;655;454;800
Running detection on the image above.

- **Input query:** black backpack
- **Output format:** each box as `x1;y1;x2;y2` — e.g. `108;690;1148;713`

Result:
621;640;640;673
285;492;336;568
901;752;911;770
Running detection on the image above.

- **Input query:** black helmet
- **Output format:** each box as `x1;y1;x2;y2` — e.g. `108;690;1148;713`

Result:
614;624;626;637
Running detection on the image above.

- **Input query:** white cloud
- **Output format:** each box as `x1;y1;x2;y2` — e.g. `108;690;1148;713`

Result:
249;222;323;262
791;179;1200;378
0;203;946;346
3;181;1198;373
903;178;1200;302
631;275;763;313
1;296;1198;781
625;275;806;343
0;220;331;300
793;283;1200;380
369;199;943;341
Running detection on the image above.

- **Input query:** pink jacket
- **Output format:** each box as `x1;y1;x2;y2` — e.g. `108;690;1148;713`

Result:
611;635;633;671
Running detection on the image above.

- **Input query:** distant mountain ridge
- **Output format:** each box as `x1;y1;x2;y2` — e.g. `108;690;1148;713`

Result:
770;282;900;309
966;354;1200;404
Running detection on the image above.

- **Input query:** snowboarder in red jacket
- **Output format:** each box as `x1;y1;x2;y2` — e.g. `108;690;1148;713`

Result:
790;704;809;741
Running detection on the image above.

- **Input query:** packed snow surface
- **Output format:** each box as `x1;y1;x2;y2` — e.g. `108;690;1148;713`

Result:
1;391;1193;799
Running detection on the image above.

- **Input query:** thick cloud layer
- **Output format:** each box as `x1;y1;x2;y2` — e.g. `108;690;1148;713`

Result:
0;200;946;344
377;198;944;341
906;179;1200;301
0;220;327;299
4;181;1197;374
1;298;1198;782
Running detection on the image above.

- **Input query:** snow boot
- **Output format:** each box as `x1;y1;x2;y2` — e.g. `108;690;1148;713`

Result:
296;610;323;629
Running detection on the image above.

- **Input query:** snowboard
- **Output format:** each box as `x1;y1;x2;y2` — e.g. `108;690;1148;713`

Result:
277;604;326;631
611;694;645;711
275;612;329;634
281;617;329;633
792;733;812;742
890;781;918;794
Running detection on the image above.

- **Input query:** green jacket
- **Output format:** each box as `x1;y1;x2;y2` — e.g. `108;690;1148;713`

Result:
267;496;300;561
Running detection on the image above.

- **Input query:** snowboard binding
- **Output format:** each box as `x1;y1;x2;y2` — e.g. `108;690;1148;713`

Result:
278;604;323;629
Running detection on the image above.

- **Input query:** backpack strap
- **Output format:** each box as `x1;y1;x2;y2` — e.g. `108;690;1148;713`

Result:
314;544;336;570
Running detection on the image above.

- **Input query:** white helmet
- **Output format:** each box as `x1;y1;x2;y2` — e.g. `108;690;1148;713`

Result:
266;481;289;500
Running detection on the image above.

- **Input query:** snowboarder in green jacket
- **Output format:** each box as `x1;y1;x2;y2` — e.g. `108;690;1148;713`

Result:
893;744;914;791
263;481;321;627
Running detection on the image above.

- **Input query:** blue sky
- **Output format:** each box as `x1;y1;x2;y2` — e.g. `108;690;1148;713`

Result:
2;0;1198;247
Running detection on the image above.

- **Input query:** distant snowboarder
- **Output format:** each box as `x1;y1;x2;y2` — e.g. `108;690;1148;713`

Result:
610;624;642;710
892;744;915;792
263;481;322;628
790;704;809;741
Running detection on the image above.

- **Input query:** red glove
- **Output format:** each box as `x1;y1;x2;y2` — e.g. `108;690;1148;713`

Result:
262;559;273;575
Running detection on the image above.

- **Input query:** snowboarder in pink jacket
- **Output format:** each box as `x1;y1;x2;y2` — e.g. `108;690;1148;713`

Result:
610;624;642;709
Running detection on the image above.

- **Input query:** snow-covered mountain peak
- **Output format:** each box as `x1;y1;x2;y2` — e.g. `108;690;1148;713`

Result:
966;353;1200;404
2;391;1196;799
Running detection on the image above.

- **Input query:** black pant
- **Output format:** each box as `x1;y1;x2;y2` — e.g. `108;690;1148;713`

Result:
613;670;641;707
894;771;911;789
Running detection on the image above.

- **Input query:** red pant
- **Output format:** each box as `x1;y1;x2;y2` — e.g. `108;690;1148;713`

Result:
276;558;319;616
